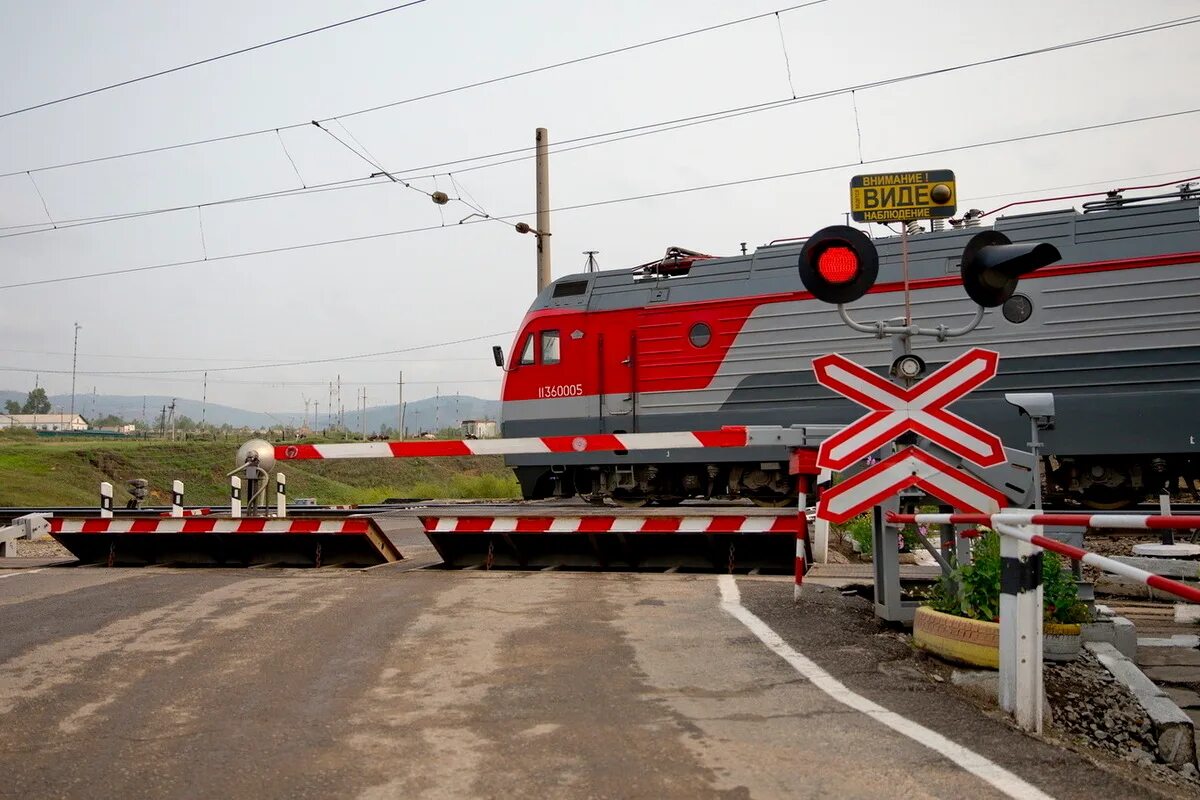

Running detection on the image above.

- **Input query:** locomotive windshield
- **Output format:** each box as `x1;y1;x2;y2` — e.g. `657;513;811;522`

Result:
541;331;561;364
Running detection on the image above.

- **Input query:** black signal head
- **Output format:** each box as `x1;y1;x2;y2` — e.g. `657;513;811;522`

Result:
798;225;879;304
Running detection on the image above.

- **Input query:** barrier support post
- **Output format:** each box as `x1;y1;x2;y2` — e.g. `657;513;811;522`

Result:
998;521;1044;733
171;480;184;518
99;482;113;519
231;476;242;519
1159;494;1175;546
794;477;810;602
276;473;287;518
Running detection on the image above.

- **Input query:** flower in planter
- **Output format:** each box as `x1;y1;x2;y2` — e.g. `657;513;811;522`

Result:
924;530;1089;625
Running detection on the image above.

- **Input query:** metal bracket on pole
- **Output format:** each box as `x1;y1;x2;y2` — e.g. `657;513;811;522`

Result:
837;304;984;342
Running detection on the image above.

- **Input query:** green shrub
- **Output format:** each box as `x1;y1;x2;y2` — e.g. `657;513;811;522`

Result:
842;513;873;556
924;530;1089;624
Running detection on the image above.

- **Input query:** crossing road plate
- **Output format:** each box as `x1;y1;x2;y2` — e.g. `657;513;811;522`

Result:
850;169;956;222
812;347;1006;471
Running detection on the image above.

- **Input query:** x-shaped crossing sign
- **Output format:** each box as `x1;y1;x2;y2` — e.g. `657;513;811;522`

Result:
813;347;1006;471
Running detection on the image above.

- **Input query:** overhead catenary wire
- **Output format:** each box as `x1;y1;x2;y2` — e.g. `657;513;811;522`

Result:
11;330;517;376
0;366;500;388
0;346;489;364
0;1;833;179
3;14;1197;241
0;0;432;120
0;105;1195;293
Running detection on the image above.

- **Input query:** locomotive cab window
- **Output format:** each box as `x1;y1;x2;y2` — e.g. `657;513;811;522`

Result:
541;330;561;365
518;334;536;365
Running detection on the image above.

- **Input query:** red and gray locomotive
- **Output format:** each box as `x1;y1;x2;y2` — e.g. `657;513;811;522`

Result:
496;185;1200;509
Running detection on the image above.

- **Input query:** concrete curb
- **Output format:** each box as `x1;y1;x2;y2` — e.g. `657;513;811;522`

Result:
1081;611;1137;660
1087;642;1197;767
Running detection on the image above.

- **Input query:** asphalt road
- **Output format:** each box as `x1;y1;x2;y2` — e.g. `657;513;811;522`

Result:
0;531;1183;799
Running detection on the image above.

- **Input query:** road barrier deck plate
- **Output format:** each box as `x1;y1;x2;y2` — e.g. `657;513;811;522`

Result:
48;517;402;567
418;508;801;571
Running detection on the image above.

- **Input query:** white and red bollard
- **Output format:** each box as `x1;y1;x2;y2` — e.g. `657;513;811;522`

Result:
99;482;113;519
231;476;242;518
276;473;287;518
171;480;184;518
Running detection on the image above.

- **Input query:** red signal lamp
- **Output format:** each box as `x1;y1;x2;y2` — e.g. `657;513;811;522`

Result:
817;246;859;284
799;225;879;304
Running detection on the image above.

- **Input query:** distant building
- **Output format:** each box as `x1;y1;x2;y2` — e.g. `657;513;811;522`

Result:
0;413;88;432
99;424;137;435
462;419;499;439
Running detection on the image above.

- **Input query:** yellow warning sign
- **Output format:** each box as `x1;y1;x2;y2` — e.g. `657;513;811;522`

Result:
850;170;956;222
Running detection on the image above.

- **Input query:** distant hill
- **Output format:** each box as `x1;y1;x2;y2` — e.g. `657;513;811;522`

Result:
0;390;500;433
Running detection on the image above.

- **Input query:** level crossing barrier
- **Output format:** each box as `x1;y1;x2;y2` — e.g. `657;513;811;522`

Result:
888;509;1200;733
47;516;401;567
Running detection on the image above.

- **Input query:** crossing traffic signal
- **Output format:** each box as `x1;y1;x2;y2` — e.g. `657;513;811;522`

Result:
960;231;1061;308
798;225;879;304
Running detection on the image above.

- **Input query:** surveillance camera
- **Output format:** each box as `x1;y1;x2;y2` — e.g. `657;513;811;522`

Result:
1004;392;1055;421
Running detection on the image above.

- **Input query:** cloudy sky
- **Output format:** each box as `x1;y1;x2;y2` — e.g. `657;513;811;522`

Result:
0;0;1196;414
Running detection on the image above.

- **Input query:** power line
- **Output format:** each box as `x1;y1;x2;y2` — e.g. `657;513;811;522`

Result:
538;108;1200;216
0;1;432;120
0;174;387;237
3;15;1196;241
0;1;832;178
0;366;500;388
0;346;489;364
19;331;517;375
1;105;1194;293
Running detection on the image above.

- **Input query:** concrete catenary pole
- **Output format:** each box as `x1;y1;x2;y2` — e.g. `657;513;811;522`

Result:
536;127;551;293
70;322;81;419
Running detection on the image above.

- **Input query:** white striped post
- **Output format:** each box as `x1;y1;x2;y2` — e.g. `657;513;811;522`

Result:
99;482;114;518
811;467;832;564
230;476;242;518
276;473;287;518
171;480;184;518
995;520;1044;734
795;490;808;603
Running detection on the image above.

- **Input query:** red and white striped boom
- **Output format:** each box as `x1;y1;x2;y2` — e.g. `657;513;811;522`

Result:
275;427;750;461
888;511;1200;604
891;511;1200;530
272;425;842;462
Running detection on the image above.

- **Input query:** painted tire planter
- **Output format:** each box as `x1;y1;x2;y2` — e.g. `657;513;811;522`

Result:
913;606;1000;668
912;607;1082;669
1043;622;1083;663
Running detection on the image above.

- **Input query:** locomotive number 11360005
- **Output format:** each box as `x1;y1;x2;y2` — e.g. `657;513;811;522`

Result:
537;383;584;399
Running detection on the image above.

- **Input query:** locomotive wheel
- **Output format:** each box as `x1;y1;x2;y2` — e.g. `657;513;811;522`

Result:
611;489;651;508
1079;485;1137;510
749;490;797;508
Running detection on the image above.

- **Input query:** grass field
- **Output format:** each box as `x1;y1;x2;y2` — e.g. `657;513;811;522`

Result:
0;433;520;506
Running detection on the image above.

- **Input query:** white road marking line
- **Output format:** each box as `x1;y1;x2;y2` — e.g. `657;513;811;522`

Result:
0;568;44;579
716;575;1054;800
